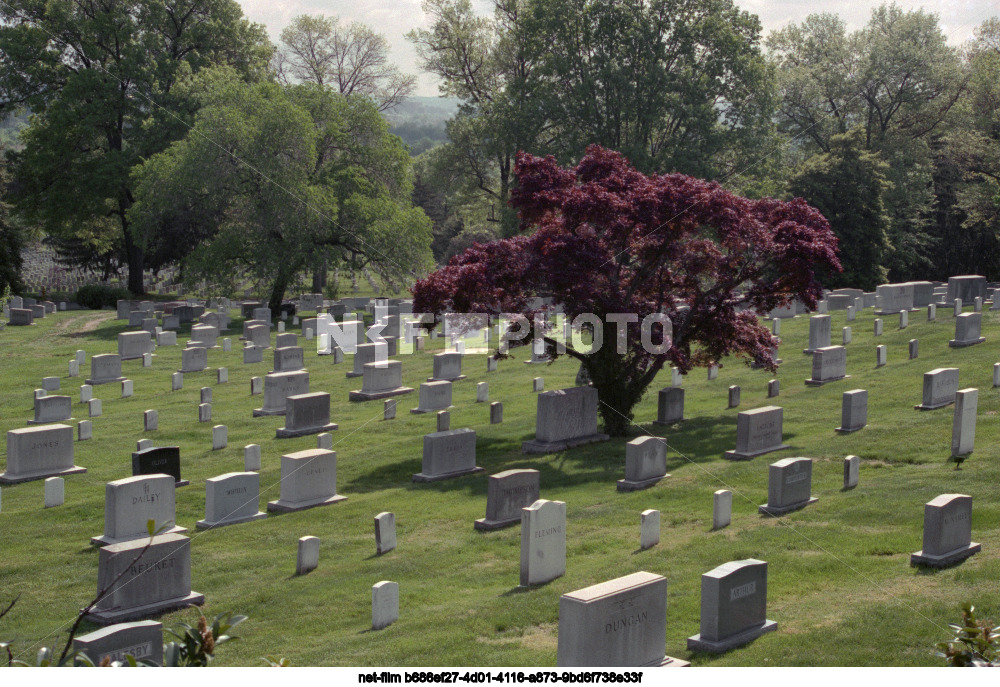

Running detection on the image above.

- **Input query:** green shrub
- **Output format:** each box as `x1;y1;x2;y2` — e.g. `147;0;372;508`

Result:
73;284;131;310
936;603;1000;666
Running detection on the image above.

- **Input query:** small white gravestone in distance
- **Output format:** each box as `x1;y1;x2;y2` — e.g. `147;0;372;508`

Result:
713;490;732;530
136;439;153;452
244;444;261;471
44;477;65;508
144;410;158;432
640;509;660;550
171;373;183;391
728;385;740;408
78;420;92;441
951;389;978;461
384;399;396;420
375;512;396;554
296;536;319;575
843;455;860;490
212;425;227;450
198;403;211;422
89;398;102;417
490;402;503;424
372;581;399;630
80;385;93;403
476;382;488;403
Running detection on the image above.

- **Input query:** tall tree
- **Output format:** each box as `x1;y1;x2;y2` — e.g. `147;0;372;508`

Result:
0;155;25;295
768;5;965;281
274;14;416;112
788;128;891;290
413;146;840;435
0;0;272;295
130;71;434;311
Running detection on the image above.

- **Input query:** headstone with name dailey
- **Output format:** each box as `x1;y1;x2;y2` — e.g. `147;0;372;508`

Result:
557;571;689;667
91;474;187;546
196;472;267;529
349;360;413;401
29;395;73;425
118;332;153;361
267;449;346;512
87;354;126;386
276;392;338;438
0;424;85;484
759;457;817;515
86;533;204;624
910;494;981;567
686;559;777;653
131;446;188;487
804;346;849;386
520;499;566;586
522;386;609;453
413;428;483;482
949;312;986;348
617;435;669;492
475;469;540;530
724;406;788;461
802;315;831;354
915;367;959;410
73;621;164;666
253;370;309;416
428;351;466;382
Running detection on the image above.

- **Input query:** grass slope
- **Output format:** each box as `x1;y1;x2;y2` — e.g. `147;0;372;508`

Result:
0;305;997;666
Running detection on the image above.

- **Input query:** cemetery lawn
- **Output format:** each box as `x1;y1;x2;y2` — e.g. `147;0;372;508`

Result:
1;307;999;667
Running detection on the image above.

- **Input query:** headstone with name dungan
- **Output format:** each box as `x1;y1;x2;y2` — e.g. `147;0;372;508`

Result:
759;458;817;515
686;559;777;653
556;572;688;667
910;494;980;567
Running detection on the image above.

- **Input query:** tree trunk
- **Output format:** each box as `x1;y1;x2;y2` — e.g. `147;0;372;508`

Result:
122;215;145;296
311;256;327;293
269;267;291;315
580;339;643;437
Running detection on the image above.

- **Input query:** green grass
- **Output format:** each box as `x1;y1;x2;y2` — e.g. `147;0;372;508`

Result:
1;305;999;666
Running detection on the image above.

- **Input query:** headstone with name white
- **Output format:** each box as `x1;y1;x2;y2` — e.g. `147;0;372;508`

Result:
910;494;980;567
618;436;669;491
520;499;566;586
196;472;266;529
759;457;817;515
686;559;777;653
725;406;788;461
86;533;204;624
915;368;959;410
522;387;608;453
267;449;346;512
556;572;688;667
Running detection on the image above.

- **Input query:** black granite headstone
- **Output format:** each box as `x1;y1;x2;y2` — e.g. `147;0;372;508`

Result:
131;446;188;487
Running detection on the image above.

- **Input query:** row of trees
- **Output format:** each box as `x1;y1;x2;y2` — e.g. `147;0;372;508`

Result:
0;1;431;302
408;1;1000;288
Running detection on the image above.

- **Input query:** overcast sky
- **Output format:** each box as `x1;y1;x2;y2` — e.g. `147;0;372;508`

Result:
237;0;998;97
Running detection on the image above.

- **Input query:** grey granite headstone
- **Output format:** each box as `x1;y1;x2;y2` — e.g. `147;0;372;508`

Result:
1;424;84;484
836;389;867;433
522;387;608;453
910;494;980;567
276;392;337;438
254;371;309;416
618;436;669;491
725;406;788;460
653;387;683;425
915;368;959;410
196;471;266;529
475;469;540;530
372;581;399;630
413;428;482;482
73;621;164;666
687;559;777;653
951;388;977;458
267;449;346;512
949;312;985;348
759;458;817;515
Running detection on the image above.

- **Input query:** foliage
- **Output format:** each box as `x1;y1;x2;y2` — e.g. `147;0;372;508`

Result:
788;128;891;290
936;603;1000;667
0;157;24;296
0;0;273;294
130;71;433;312
164;612;246;667
274;14;416;113
73;284;132;311
413;145;840;435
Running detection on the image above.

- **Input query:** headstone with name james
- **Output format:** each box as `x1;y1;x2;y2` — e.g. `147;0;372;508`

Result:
686;559;777;653
0;424;84;484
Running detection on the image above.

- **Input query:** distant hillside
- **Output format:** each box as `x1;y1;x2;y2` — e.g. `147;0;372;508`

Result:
385;96;460;155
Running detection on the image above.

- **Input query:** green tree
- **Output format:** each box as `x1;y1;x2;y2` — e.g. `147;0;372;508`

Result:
130;71;433;311
788;129;891;290
768;5;965;281
0;0;272;295
0;156;24;296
